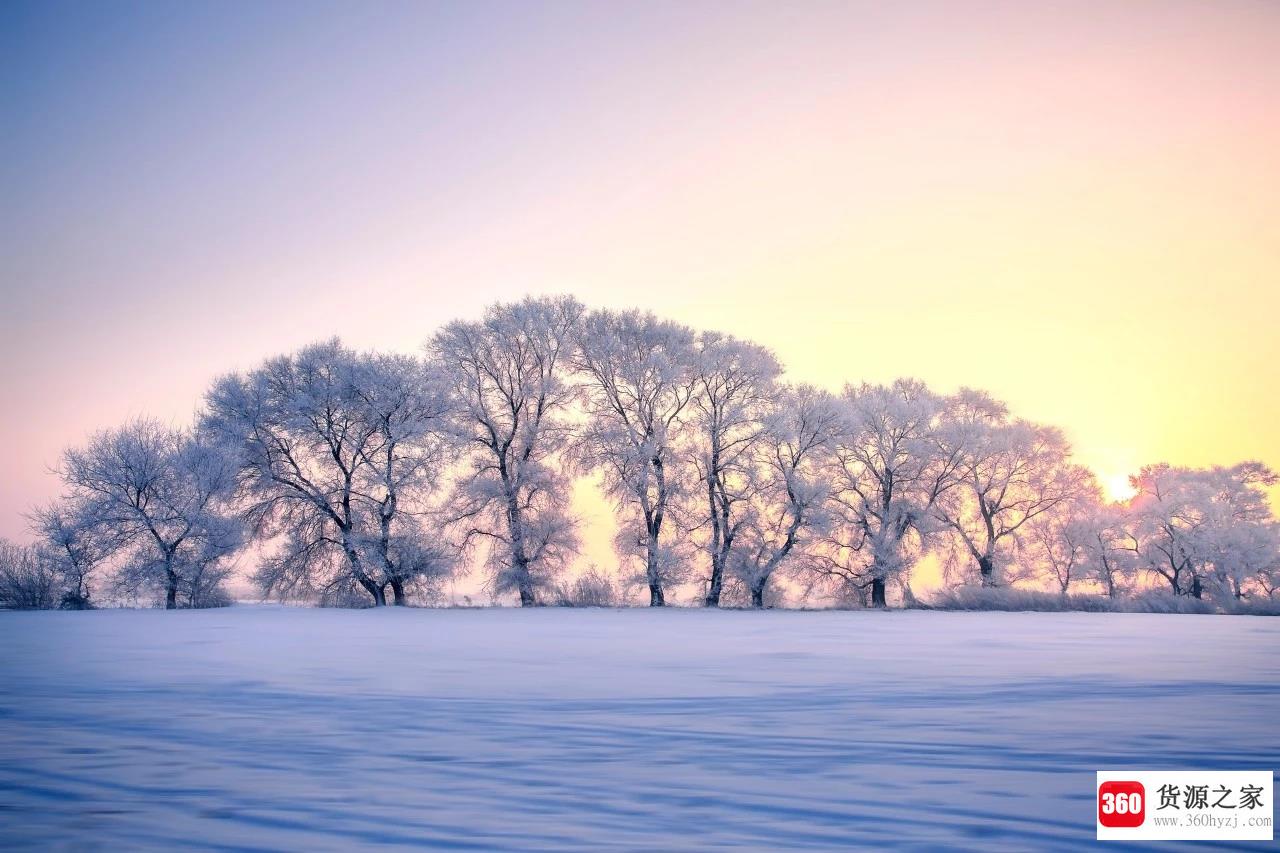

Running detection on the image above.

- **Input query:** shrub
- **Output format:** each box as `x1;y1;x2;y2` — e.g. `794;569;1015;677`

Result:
0;541;60;610
552;568;619;607
1121;591;1216;615
319;579;377;608
189;583;234;609
921;587;1117;612
917;586;1250;614
1225;596;1280;617
59;590;94;610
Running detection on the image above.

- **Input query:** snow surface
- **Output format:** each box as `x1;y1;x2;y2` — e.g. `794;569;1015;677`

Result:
1;607;1277;851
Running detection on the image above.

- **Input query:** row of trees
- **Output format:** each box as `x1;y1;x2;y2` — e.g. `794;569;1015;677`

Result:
2;424;240;610
4;296;1278;610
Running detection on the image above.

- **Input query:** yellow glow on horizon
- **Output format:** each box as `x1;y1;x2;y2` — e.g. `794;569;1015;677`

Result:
1101;473;1138;504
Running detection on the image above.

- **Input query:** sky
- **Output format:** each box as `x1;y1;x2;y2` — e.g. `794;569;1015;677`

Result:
2;1;1278;580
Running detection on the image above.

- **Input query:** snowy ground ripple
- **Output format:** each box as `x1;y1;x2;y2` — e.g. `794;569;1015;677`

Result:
1;607;1277;851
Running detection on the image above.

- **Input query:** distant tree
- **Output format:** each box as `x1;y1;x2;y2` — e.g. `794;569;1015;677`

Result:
58;420;242;609
732;385;840;608
430;296;583;606
1128;462;1279;600
1203;517;1280;601
205;341;455;606
1127;464;1206;597
205;340;384;604
1020;479;1103;593
686;332;780;607
1077;503;1139;598
574;309;698;606
0;539;60;610
348;353;455;605
933;390;1093;587
1193;464;1280;601
820;379;960;607
29;501;107;609
1255;564;1280;598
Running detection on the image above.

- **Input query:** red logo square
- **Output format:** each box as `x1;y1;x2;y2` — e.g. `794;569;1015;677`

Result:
1098;781;1146;828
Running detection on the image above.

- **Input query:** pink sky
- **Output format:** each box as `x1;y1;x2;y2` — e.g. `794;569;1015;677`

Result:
2;1;1278;564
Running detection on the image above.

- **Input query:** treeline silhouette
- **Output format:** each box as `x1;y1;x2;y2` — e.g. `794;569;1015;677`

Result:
3;296;1277;612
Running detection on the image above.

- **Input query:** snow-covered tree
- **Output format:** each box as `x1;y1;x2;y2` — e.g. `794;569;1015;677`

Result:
57;419;243;609
574;309;698;606
1019;477;1103;593
933;390;1093;587
348;353;455;605
686;332;780;607
1077;503;1139;598
732;385;840;608
205;340;383;603
1127;464;1207;597
205;341;456;606
29;501;108;609
430;296;583;606
1254;562;1280;598
1128;462;1279;600
1202;515;1280;601
1193;463;1279;601
0;539;60;610
819;379;961;606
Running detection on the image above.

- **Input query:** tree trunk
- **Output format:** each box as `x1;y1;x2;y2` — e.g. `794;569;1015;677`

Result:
750;579;766;608
1190;575;1203;600
646;544;666;607
705;464;723;608
705;557;723;608
390;579;406;606
648;457;668;607
515;557;537;607
343;539;386;606
870;577;887;608
165;565;178;610
706;571;727;604
357;575;387;606
978;555;995;587
503;477;537;606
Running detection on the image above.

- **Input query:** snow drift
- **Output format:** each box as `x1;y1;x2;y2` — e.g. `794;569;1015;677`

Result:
1;607;1276;850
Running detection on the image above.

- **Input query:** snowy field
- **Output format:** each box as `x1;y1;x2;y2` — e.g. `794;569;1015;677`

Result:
1;608;1277;851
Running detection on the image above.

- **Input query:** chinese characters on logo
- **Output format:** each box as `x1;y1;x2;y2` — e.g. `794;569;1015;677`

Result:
1156;784;1266;811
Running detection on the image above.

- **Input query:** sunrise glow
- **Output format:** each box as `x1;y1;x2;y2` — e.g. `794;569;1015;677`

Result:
1102;473;1138;504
